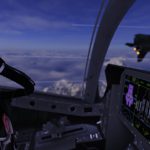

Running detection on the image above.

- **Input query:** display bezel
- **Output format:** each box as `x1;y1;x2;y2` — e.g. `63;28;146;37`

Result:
119;68;150;144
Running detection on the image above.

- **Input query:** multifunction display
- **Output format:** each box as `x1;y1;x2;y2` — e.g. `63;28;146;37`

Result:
122;75;150;141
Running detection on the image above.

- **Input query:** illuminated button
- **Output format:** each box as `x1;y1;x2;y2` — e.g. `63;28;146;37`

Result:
90;133;99;140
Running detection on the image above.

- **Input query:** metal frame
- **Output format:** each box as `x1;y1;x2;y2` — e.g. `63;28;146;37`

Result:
84;0;135;103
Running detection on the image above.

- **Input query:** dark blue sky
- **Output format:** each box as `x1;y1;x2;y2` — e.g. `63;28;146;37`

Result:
0;0;150;51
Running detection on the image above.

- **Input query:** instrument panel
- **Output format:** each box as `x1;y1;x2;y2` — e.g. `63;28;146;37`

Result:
120;69;150;144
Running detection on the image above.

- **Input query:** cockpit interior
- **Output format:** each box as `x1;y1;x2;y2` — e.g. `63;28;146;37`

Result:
0;0;149;150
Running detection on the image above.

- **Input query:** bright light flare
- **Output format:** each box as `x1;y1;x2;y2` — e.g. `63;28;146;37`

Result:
133;47;137;51
136;51;140;55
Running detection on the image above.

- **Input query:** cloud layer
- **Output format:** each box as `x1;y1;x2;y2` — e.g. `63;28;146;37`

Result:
43;79;83;97
0;50;149;97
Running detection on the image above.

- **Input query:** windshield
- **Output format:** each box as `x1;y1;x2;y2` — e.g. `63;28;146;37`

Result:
99;0;150;96
0;0;149;98
0;0;101;96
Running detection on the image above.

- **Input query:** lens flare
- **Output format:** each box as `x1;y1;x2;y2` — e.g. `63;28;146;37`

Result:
136;51;140;55
133;47;136;51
